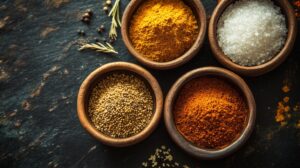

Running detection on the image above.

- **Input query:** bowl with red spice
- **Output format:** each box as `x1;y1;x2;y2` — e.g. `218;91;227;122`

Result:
164;67;256;159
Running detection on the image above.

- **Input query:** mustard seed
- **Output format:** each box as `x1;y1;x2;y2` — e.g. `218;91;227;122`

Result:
88;72;154;138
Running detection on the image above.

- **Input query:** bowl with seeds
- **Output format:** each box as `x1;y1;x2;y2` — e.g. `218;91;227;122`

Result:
77;62;163;147
209;0;297;76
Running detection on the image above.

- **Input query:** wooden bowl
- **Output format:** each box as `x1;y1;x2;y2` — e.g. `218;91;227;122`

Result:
164;67;256;159
121;0;207;70
77;62;163;147
208;0;297;76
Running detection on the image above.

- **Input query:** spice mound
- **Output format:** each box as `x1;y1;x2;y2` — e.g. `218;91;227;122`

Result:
217;0;287;66
174;77;248;149
129;0;199;62
88;72;154;138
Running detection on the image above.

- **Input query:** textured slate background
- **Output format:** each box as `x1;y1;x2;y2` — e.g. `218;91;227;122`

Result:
0;0;299;167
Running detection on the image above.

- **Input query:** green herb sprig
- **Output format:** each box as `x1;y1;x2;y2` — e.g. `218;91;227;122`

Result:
79;42;118;54
108;0;121;40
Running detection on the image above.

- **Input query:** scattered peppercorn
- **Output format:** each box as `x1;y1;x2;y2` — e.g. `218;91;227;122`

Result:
94;37;100;42
106;0;112;6
81;16;90;24
81;9;93;24
86;9;93;16
97;25;105;33
103;6;109;14
77;29;85;36
100;25;105;31
82;13;90;19
109;38;115;44
14;120;21;128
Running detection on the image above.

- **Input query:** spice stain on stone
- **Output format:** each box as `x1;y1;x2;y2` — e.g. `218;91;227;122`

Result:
0;16;10;30
0;68;9;81
70;145;97;167
44;0;70;9
14;0;28;12
22;100;31;111
14;132;46;160
30;65;61;98
40;27;59;38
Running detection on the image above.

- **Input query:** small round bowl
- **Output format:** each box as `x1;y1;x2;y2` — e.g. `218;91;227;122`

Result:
77;62;163;147
208;0;297;76
164;67;256;159
121;0;207;70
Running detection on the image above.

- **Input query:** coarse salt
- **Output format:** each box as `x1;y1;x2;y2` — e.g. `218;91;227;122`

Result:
217;0;288;66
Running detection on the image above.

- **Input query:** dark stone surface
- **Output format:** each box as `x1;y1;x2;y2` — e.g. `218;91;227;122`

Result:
0;0;299;168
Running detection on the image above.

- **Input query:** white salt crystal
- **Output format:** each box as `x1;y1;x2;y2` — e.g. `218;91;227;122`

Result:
217;0;288;66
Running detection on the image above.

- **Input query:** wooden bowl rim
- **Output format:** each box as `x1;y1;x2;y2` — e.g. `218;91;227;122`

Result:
77;62;163;147
121;0;207;70
208;0;297;76
164;66;256;159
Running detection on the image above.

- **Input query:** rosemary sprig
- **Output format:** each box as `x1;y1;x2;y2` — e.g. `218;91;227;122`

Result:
108;0;121;40
79;42;118;54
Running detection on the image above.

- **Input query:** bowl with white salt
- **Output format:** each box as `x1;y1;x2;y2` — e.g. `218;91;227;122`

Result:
209;0;297;76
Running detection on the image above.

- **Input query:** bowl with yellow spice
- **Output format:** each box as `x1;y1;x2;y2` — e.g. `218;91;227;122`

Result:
164;67;256;159
122;0;207;70
77;62;163;147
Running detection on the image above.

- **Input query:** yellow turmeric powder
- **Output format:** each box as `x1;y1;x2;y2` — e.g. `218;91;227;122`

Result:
129;0;199;62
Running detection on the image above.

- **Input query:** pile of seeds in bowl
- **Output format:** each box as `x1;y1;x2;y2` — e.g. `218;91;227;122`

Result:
88;72;154;138
174;77;248;149
129;0;199;62
217;0;288;66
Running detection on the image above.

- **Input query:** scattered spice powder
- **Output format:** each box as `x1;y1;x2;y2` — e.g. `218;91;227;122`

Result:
174;77;248;149
88;72;153;138
296;120;300;129
275;83;300;128
275;85;291;126
293;103;300;112
129;0;199;62
282;85;290;93
293;0;300;18
275;100;291;126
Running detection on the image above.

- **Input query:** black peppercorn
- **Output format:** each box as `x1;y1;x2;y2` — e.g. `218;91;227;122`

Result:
82;13;90;19
97;28;102;34
109;38;115;44
103;6;109;13
86;9;93;16
77;29;85;36
94;37;100;42
106;0;112;6
100;25;105;30
82;17;90;24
